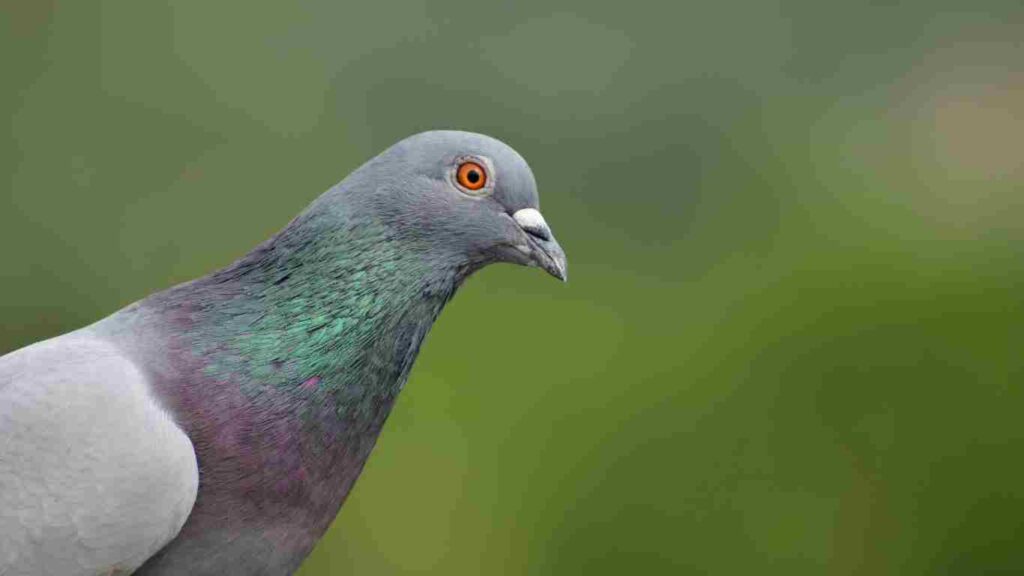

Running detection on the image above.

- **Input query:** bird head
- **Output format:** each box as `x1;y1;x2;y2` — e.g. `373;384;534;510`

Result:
336;130;567;282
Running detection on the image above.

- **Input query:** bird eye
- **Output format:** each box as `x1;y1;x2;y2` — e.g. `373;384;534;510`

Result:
456;161;488;192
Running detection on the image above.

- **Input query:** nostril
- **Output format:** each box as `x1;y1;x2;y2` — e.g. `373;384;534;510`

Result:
523;225;551;242
512;208;552;242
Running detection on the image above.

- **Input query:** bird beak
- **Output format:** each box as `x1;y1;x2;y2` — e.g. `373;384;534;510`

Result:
513;208;568;282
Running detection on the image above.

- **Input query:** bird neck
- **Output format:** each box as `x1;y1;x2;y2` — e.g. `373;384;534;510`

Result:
177;210;464;434
114;208;472;552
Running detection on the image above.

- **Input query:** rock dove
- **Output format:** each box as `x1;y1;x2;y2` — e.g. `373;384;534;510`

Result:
0;131;567;576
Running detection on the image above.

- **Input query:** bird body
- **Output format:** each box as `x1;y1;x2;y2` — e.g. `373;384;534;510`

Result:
0;131;566;575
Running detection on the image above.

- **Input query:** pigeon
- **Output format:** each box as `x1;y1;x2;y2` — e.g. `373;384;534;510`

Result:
0;130;567;576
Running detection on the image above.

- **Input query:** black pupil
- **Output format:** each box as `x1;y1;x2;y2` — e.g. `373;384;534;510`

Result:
467;169;480;184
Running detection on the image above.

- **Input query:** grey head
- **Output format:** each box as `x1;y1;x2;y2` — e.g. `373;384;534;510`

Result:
315;130;567;281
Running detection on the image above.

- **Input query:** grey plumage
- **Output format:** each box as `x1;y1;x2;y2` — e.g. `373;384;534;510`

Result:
0;131;566;575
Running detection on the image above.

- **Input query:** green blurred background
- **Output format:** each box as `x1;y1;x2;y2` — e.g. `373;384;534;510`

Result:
3;1;1023;574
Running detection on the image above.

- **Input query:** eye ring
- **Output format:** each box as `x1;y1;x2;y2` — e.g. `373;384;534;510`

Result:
455;161;488;193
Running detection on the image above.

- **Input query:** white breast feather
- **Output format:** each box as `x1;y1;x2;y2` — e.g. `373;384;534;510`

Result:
0;332;198;576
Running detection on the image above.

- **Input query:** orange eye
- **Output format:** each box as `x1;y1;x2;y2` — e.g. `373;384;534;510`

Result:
456;161;487;191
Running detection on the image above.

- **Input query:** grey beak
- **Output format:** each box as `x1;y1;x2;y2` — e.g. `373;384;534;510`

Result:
513;208;568;282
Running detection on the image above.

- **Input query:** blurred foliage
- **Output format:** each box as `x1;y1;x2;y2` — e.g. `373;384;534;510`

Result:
3;1;1023;574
